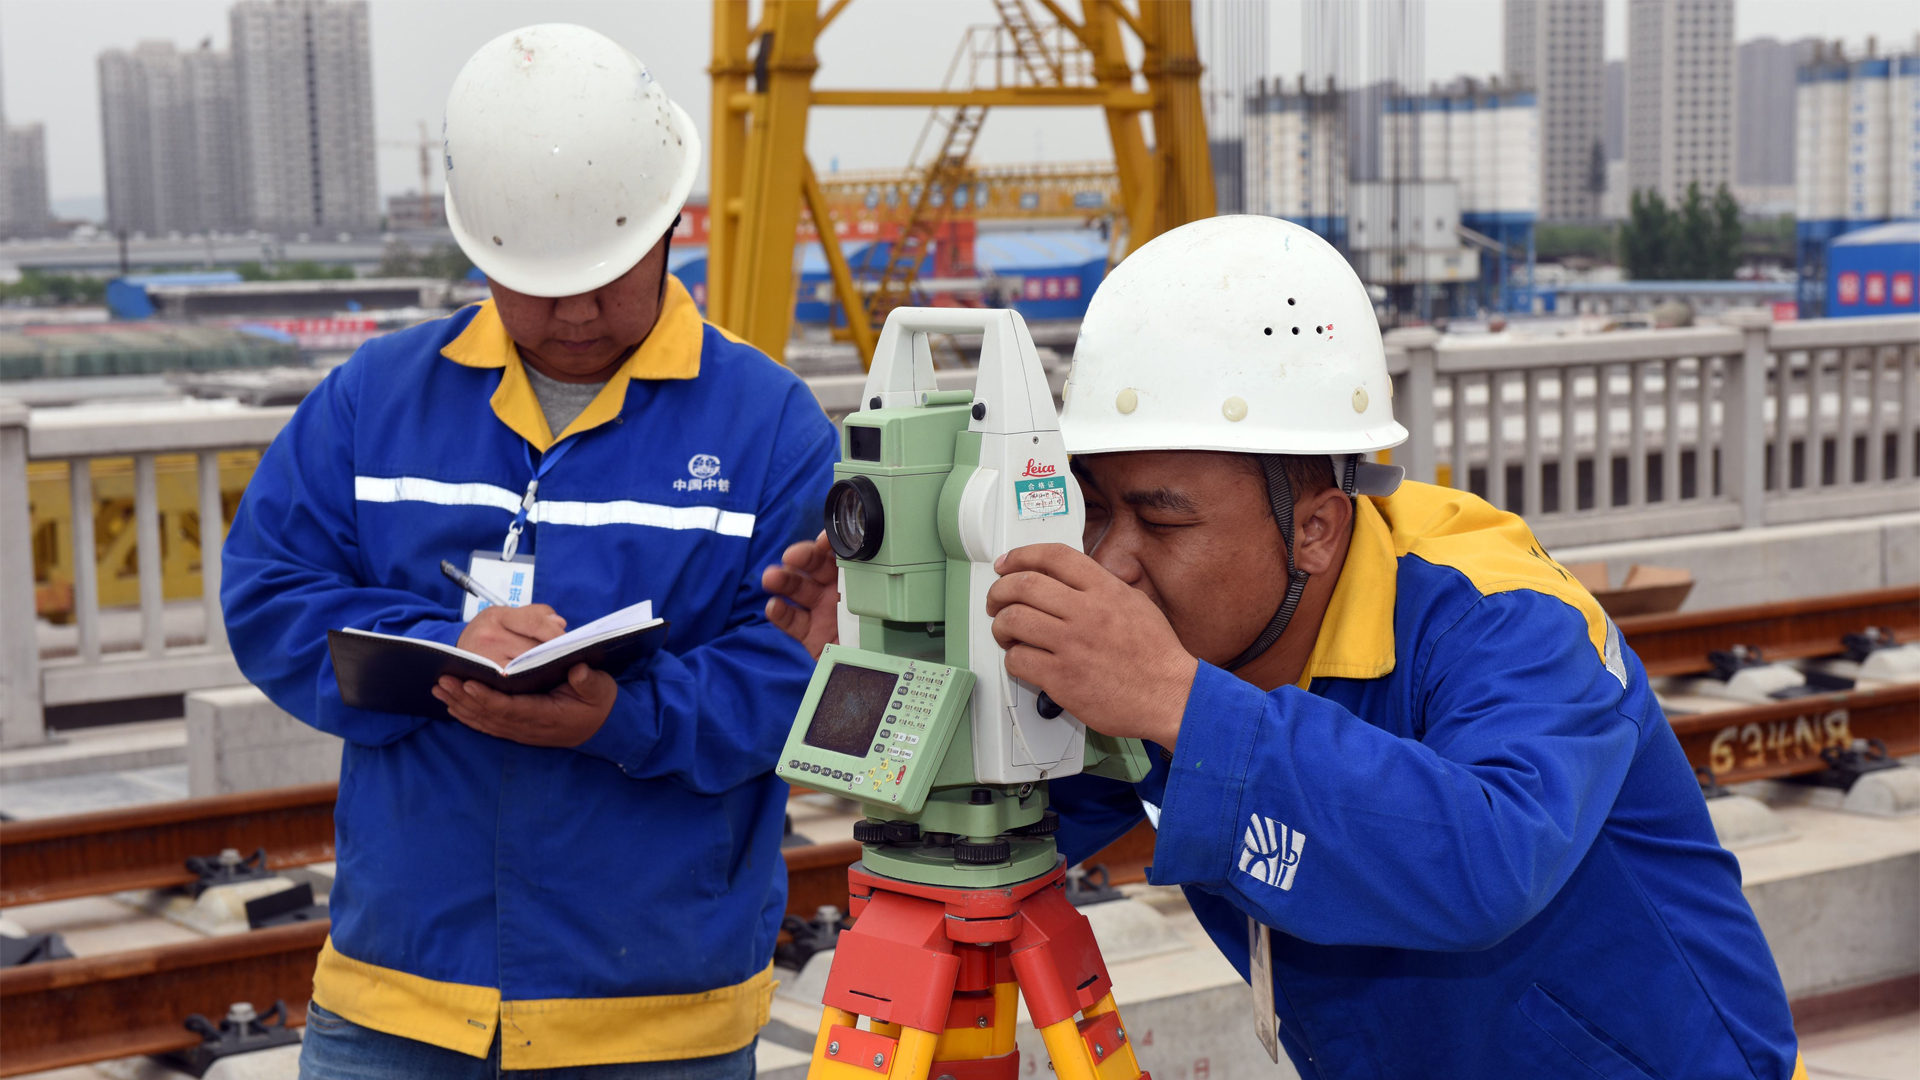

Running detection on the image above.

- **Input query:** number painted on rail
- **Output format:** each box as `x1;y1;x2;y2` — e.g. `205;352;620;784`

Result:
1707;708;1851;777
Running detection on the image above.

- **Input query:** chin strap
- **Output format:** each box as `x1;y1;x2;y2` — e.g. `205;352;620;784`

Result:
1223;455;1359;673
657;214;682;306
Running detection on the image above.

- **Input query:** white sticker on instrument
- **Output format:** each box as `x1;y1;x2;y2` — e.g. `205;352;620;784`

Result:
1014;476;1069;519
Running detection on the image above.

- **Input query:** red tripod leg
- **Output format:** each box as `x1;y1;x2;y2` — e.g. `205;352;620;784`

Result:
921;942;1020;1080
823;884;960;1031
1007;880;1148;1080
808;883;958;1080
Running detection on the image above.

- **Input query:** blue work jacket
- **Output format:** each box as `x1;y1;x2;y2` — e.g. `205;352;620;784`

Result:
222;277;837;1068
1053;482;1801;1079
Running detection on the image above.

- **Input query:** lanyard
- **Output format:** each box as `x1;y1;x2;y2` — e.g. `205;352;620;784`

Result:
502;436;579;560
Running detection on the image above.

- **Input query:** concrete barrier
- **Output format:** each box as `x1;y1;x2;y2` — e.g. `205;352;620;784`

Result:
184;686;340;797
1555;510;1920;611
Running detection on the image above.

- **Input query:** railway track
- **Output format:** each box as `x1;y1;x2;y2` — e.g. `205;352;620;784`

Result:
0;588;1912;1073
1617;585;1918;678
0;921;328;1076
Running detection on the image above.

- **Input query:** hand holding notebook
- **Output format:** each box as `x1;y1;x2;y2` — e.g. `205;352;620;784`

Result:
328;600;668;719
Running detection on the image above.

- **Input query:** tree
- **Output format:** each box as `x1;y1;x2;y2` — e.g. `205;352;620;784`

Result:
0;271;107;306
1707;184;1743;280
1620;189;1672;279
376;240;475;282
1672;182;1716;279
1618;183;1744;281
235;260;354;281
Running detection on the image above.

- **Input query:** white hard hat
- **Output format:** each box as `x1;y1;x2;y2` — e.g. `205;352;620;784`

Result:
443;24;701;297
1062;215;1407;493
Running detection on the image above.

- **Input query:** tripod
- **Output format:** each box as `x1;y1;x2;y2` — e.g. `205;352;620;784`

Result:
804;859;1150;1080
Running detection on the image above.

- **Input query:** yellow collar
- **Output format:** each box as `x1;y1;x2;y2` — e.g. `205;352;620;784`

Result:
1296;494;1399;685
441;275;704;451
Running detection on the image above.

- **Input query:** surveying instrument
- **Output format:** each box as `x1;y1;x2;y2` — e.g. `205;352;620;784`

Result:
776;308;1154;1080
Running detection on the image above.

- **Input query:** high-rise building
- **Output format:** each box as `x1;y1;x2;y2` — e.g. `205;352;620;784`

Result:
1625;0;1735;207
0;29;52;238
1603;60;1624;161
230;0;377;236
2;124;50;237
1504;0;1605;222
1736;37;1818;197
184;45;246;234
98;40;244;236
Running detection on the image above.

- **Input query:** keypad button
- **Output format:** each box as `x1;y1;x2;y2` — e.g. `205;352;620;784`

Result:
890;701;902;710
788;759;799;768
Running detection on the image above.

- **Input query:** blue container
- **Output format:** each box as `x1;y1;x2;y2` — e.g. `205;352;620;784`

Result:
973;230;1109;320
1825;221;1920;318
104;271;243;320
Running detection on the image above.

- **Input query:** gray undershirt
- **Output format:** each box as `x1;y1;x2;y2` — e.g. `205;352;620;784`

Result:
522;363;607;438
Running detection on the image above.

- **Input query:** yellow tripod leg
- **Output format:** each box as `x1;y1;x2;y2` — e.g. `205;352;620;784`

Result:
810;1007;858;1075
809;1009;941;1080
887;1027;941;1080
1037;1017;1101;1080
1035;994;1146;1080
1081;995;1145;1080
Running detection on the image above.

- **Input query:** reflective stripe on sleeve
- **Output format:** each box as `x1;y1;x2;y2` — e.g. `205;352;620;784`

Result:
353;476;755;538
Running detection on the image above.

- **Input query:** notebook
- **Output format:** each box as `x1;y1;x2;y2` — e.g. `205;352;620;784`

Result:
328;600;668;719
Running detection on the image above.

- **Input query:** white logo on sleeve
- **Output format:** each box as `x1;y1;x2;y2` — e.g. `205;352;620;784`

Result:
1239;814;1307;891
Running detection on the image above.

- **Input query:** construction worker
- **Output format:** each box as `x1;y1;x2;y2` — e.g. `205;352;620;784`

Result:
223;26;836;1077
763;217;1803;1078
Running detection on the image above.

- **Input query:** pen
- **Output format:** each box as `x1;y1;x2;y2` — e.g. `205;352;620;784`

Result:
441;559;511;609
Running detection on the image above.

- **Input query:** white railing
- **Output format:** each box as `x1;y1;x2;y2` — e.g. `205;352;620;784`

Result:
0;400;294;746
1385;312;1920;548
1;313;1914;746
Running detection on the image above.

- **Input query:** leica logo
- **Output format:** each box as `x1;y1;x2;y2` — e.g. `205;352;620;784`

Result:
1021;459;1057;477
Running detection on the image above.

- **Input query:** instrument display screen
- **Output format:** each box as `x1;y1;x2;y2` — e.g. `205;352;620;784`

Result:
802;662;900;757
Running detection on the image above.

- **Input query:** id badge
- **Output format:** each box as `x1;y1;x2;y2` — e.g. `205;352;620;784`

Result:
1250;916;1279;1063
462;550;536;621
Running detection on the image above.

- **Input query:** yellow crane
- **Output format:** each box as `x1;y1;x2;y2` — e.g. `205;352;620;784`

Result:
707;0;1214;367
813;161;1123;231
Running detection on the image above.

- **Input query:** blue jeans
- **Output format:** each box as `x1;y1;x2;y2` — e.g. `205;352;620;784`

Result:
299;1002;759;1080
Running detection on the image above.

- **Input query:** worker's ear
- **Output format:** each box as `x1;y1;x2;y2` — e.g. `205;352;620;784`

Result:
1293;488;1353;577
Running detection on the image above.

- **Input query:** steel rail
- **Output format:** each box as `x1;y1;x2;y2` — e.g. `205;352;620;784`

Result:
0;782;337;907
0;920;329;1076
1668;683;1920;787
1618;585;1919;678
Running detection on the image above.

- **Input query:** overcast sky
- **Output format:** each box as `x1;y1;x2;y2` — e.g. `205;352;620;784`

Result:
6;0;1919;216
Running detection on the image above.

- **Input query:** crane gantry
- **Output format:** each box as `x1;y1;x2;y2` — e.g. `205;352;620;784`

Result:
705;0;1214;366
